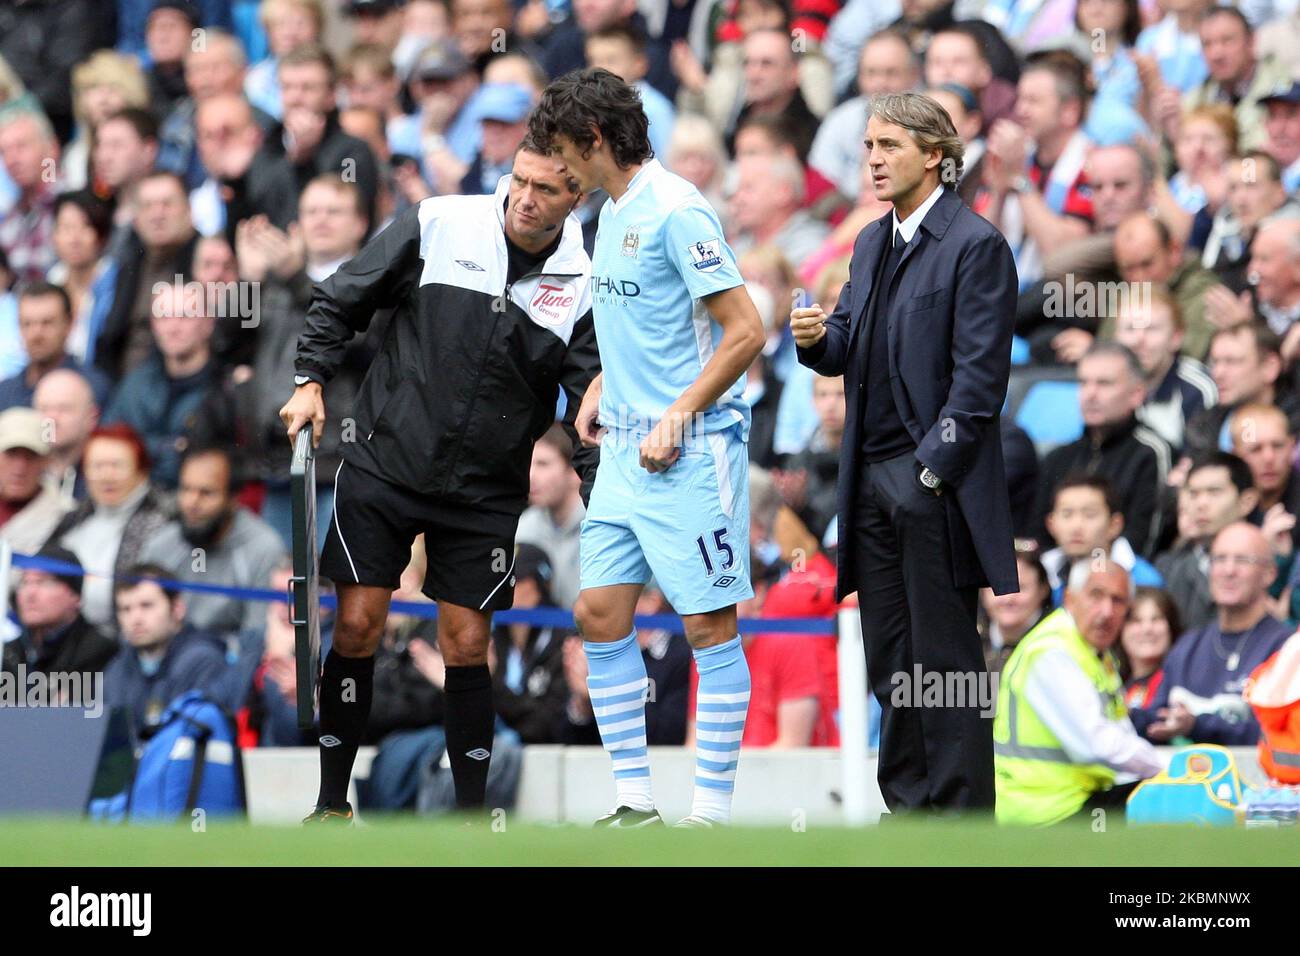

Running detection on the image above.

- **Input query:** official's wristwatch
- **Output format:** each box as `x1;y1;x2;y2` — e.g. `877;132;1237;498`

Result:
294;373;316;388
919;466;943;493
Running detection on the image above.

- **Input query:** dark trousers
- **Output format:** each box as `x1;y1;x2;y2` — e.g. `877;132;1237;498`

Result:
851;451;995;812
1075;780;1142;821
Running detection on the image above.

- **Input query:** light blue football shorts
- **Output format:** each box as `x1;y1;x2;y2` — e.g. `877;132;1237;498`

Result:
579;424;753;615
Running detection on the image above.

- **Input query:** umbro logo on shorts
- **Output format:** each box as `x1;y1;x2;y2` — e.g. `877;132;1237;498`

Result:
320;735;342;747
466;748;491;761
712;575;737;588
455;259;485;271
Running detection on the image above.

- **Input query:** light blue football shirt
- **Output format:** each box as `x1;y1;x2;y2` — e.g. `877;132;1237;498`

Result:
591;159;749;444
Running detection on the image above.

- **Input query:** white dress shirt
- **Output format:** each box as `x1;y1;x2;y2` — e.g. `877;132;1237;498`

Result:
892;183;945;245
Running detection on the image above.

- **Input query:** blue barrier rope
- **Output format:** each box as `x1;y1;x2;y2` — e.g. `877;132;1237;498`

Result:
9;552;839;635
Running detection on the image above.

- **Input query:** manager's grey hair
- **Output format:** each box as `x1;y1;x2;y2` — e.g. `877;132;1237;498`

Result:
868;92;964;189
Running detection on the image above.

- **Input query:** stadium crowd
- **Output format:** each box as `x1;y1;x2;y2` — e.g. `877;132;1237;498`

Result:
2;0;1300;807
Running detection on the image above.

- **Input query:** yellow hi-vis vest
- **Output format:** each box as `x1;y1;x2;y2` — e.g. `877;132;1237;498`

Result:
993;607;1128;826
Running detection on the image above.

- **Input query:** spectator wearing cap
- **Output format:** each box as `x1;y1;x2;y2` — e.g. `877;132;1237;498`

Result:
490;543;569;744
390;36;488;170
48;424;175;631
390;0;452;84
458;84;532;195
516;425;585;609
2;544;118;679
0;283;111;413
810;28;919;204
1182;7;1291;153
145;1;203;121
0;407;71;560
1260;80;1300;198
244;0;325;122
0;110;60;284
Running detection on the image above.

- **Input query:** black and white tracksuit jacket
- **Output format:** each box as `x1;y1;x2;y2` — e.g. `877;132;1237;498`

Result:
295;176;600;514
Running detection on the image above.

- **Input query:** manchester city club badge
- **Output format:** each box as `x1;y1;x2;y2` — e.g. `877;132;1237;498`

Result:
621;226;640;258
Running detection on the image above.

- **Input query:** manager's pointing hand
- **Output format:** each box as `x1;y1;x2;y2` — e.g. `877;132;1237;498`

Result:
791;304;828;348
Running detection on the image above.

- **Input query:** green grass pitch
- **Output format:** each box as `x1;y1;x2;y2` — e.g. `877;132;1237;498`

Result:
2;817;1296;866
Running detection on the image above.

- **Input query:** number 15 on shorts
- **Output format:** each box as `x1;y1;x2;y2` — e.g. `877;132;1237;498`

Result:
696;527;734;577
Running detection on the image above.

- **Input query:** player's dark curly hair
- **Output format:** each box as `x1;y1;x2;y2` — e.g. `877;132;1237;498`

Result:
528;68;652;168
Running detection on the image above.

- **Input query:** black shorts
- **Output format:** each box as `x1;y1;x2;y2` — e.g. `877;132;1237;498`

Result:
320;461;520;612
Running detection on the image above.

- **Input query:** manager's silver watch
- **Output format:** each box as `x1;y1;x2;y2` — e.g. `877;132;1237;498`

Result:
919;466;942;491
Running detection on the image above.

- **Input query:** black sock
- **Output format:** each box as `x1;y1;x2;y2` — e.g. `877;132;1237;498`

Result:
443;664;495;810
316;649;375;809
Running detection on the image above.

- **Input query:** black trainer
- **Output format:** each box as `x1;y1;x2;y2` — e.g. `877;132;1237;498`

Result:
593;806;664;829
